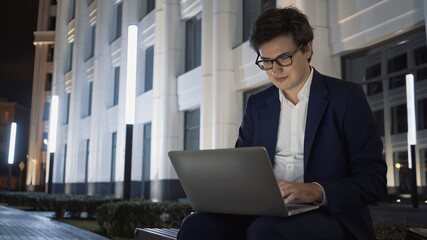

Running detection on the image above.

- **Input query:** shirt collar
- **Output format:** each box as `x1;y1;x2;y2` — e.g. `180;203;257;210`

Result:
279;67;314;107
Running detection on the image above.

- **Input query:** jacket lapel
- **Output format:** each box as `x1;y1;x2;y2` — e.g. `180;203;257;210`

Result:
260;90;280;165
304;70;329;168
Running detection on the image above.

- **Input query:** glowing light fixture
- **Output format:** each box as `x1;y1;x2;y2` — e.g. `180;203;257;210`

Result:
48;95;59;153
406;74;416;147
125;25;138;125
8;122;17;164
406;73;418;208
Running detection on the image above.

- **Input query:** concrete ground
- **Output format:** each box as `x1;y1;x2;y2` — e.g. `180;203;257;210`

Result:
0;205;109;240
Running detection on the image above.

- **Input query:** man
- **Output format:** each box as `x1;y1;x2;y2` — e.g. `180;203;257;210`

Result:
178;6;387;240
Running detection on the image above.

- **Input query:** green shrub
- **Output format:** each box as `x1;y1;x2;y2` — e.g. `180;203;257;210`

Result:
96;200;193;238
0;191;116;220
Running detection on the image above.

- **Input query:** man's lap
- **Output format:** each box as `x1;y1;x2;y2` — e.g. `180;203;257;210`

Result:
177;210;348;240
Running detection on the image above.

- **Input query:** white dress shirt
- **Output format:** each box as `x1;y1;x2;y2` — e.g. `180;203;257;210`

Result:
273;68;327;205
273;68;313;182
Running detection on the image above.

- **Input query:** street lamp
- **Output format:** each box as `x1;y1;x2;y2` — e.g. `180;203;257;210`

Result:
405;74;418;208
47;95;59;194
8;122;17;191
123;25;138;200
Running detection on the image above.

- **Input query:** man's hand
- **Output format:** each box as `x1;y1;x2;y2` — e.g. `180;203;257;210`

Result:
278;181;323;204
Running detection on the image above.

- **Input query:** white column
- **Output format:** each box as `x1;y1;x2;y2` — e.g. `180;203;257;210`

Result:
200;0;213;149
87;1;115;189
66;1;87;185
26;43;46;187
150;0;183;200
51;0;72;187
211;0;240;148
276;0;340;78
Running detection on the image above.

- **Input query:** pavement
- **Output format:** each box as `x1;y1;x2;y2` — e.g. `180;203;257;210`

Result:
0;205;110;240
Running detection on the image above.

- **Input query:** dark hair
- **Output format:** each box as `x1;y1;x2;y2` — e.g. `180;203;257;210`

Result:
249;6;314;60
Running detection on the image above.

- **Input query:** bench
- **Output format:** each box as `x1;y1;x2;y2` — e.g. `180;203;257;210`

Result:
134;226;427;240
405;228;427;240
135;228;178;240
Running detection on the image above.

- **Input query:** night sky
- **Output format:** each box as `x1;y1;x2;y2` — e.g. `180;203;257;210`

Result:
0;0;39;108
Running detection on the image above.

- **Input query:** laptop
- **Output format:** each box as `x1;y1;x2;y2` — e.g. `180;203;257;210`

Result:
168;147;319;217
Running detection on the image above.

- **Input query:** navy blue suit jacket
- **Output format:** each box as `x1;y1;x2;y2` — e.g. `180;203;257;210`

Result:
235;69;387;239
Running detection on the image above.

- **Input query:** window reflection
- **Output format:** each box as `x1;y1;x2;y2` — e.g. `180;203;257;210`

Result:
365;63;382;96
388;53;407;89
393;151;410;194
418;98;427;130
390;104;407;134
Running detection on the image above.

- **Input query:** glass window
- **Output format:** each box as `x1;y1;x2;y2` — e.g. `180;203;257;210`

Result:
414;46;427;65
414;45;427;82
373;110;385;136
63;144;67;183
185;14;202;72
142;123;151;198
138;0;155;20
147;0;155;13
47;45;55;62
365;63;382;96
113;67;120;106
88;81;93;116
65;42;73;73
42;132;48;151
44;102;50;121
112;3;123;41
111;132;117;182
48;16;56;31
420;149;427;187
86;25;96;60
68;0;75;23
418;98;427;130
393;151;410;194
390;104;407;134
82;81;93;117
84;139;90;183
64;93;71;124
387;53;407;89
45;74;53;91
144;45;154;93
184;108;200;150
243;0;275;42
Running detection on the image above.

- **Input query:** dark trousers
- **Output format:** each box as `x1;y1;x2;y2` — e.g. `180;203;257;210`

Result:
177;209;349;240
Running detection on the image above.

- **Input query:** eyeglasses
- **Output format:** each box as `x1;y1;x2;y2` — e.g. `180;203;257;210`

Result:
255;45;303;71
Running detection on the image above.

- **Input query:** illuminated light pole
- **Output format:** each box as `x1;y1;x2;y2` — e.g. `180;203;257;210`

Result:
47;95;59;194
123;25;138;201
405;74;418;208
8;122;17;192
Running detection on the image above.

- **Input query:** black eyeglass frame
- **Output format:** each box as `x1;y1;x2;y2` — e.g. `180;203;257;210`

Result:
255;45;303;70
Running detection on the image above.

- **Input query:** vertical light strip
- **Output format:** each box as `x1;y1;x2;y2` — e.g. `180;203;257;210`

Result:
48;95;59;153
125;25;138;124
406;74;416;168
8;122;17;164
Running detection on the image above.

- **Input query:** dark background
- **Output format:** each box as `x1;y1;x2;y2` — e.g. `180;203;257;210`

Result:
0;0;39;108
0;0;39;189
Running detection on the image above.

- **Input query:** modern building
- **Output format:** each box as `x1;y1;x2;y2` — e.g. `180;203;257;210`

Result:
28;0;427;202
27;0;56;192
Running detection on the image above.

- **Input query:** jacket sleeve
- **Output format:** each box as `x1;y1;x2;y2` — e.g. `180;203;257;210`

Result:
318;85;387;214
235;96;255;148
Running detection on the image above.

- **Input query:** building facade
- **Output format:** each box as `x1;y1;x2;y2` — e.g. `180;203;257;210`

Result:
27;0;57;191
28;0;427;202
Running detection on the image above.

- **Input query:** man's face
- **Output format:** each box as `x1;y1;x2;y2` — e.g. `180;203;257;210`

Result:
258;35;312;97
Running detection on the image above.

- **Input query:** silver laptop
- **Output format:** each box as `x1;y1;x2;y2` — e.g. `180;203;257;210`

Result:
168;147;319;217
